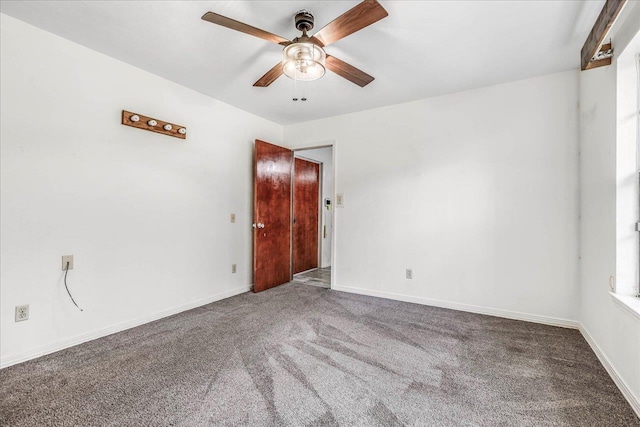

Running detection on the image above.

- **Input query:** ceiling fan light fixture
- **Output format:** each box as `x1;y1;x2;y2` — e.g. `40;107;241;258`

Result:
282;42;326;82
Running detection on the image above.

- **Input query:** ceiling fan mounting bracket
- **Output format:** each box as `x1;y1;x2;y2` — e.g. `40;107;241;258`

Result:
294;10;315;32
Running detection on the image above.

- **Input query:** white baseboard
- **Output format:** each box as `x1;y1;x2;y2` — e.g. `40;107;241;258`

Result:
332;285;580;329
0;285;250;369
579;324;640;418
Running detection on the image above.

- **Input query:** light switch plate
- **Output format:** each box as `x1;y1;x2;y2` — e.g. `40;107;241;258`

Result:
62;255;74;270
230;213;236;223
336;193;344;207
232;264;237;274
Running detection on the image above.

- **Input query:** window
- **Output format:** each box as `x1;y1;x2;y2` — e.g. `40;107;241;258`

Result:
611;30;640;318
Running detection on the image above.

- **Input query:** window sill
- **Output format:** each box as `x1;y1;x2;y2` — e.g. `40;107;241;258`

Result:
610;292;640;321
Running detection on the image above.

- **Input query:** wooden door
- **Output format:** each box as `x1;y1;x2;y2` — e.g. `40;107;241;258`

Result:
293;157;320;274
253;140;293;293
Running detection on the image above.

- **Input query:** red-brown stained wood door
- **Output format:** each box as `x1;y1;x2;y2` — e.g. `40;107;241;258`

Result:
253;140;293;293
293;157;320;274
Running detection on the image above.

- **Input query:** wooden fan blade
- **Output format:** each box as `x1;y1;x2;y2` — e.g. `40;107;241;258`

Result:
313;0;388;47
325;55;374;87
254;62;284;87
202;12;290;46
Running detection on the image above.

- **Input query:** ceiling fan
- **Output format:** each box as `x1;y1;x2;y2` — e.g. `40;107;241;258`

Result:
201;0;388;88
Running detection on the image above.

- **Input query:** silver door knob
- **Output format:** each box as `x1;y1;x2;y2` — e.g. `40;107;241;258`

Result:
252;223;265;229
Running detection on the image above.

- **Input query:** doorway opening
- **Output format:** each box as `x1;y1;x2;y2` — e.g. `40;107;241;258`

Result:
252;140;335;292
292;146;333;289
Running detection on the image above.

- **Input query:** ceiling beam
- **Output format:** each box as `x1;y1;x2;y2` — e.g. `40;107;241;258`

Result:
580;0;627;71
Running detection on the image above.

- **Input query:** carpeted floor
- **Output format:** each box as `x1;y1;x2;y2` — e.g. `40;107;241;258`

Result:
1;283;638;426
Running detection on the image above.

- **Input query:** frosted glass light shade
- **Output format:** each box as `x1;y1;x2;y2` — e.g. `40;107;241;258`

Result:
282;42;326;81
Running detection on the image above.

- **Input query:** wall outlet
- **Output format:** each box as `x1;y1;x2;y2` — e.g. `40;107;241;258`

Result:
406;268;413;279
62;255;74;270
230;213;236;223
15;304;29;322
232;264;237;274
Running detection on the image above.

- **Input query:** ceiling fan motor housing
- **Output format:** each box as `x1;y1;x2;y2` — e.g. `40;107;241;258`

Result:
294;10;314;32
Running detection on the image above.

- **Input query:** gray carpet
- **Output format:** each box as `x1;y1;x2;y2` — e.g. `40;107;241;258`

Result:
0;283;638;426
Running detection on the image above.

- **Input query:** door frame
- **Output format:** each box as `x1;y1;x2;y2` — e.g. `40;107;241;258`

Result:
290;140;337;290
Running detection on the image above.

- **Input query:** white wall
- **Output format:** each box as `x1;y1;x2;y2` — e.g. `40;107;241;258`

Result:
579;2;640;413
284;70;581;324
0;14;283;366
295;147;333;268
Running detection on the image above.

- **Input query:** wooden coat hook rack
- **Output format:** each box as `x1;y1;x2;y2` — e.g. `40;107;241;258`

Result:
121;110;187;140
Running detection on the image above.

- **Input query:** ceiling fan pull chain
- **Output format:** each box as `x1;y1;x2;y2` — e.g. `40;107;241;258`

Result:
292;74;300;102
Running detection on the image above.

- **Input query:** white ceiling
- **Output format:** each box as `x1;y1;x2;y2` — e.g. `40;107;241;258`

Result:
0;1;604;125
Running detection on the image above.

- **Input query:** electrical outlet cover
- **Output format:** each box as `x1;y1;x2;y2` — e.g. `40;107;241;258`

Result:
406;268;413;279
62;255;74;270
15;304;29;322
